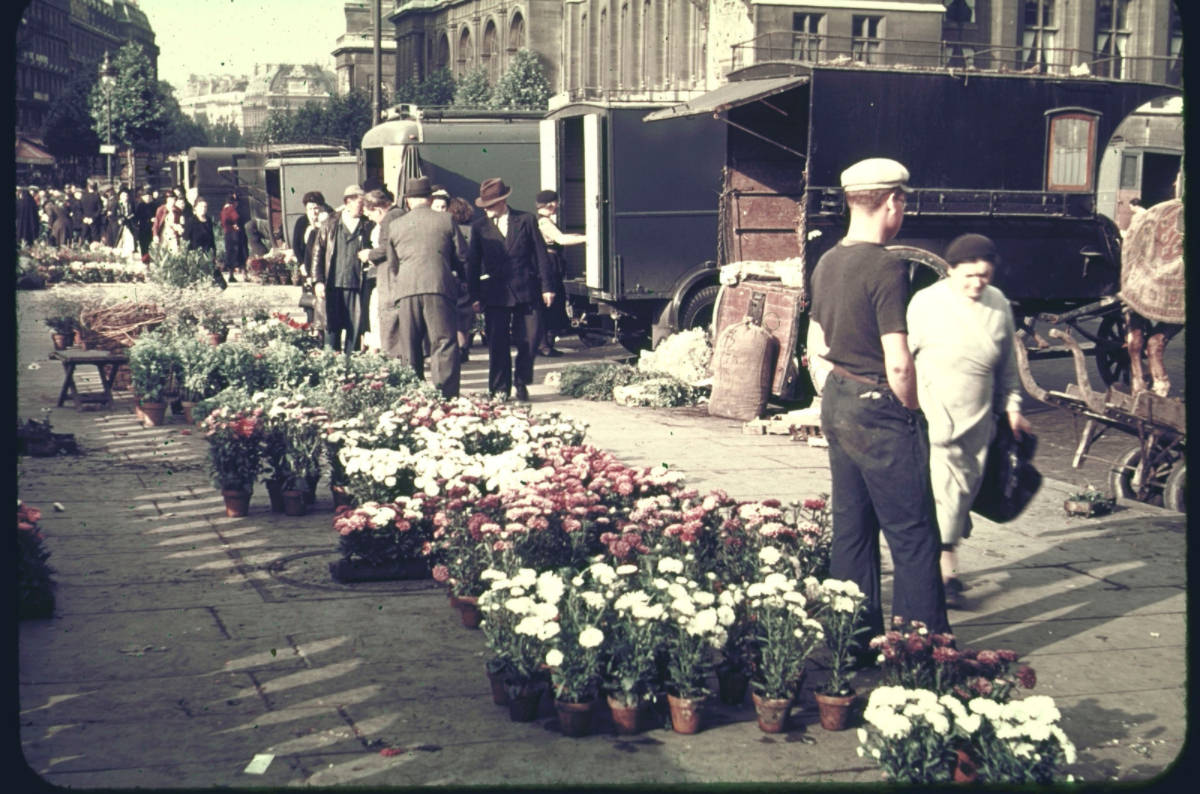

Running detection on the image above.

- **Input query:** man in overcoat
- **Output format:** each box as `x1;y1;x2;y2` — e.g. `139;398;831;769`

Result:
465;177;554;402
374;177;466;397
312;185;375;354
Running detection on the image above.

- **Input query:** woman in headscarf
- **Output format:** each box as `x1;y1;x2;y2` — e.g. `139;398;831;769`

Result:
906;234;1032;605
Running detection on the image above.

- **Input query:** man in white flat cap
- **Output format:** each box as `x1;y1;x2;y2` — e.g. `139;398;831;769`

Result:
806;157;951;643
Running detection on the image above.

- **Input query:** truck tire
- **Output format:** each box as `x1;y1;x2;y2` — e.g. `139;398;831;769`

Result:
680;285;721;335
1164;462;1186;513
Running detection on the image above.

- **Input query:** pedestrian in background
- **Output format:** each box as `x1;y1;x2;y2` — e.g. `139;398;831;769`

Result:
293;190;325;266
807;157;950;640
48;192;69;247
534;189;585;356
360;188;406;353
67;188;84;245
17;188;40;246
81;182;103;244
134;186;156;259
466;177;554;402
445;196;478;362
312;185;374;354
907;233;1030;606
183;196;226;289
380;176;466;397
219;191;243;282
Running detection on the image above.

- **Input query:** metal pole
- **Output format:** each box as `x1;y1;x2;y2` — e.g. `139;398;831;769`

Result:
372;0;382;124
105;91;112;186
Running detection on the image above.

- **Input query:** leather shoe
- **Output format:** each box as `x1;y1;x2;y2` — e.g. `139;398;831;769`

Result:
514;384;530;402
541;347;563;357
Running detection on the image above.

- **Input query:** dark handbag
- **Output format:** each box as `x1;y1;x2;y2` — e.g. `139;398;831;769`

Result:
298;282;316;309
972;414;1041;523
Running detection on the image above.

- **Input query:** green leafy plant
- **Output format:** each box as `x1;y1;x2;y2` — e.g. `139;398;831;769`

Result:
128;330;181;403
201;404;263;492
147;246;216;288
813;578;871;696
490;49;551;110
452;66;492;108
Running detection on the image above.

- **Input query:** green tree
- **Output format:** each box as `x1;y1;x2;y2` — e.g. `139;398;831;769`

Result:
255;107;296;145
490;49;551;110
89;43;170;180
198;117;244;147
158;82;208;153
414;69;456;107
43;59;102;179
322;88;377;148
452;66;492;109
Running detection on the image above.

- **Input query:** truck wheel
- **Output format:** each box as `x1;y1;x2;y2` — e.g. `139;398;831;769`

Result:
1164;462;1186;513
680;285;721;335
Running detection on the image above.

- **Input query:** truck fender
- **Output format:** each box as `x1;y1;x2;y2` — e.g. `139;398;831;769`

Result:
653;262;720;342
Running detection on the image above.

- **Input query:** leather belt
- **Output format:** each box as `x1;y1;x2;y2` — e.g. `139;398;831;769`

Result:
830;363;885;387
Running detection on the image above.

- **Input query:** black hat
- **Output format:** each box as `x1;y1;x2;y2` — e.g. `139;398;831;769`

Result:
404;177;432;198
535;189;559;205
944;233;998;266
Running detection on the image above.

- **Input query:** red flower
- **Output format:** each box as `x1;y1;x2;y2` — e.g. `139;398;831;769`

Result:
432;564;450;583
906;634;929;655
932;646;960;664
803;498;826;510
969;677;993;696
1016;665;1037;689
975;650;1000;667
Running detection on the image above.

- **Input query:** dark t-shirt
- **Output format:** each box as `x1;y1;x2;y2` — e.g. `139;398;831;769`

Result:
810;241;909;380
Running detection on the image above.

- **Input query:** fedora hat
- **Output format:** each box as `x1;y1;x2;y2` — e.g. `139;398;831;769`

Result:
404;176;432;198
475;178;512;208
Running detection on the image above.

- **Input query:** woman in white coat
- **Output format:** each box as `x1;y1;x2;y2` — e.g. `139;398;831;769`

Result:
907;234;1032;603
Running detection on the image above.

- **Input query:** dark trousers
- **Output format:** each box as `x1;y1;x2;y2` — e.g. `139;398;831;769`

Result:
137;230;152;257
223;231;242;273
820;372;951;637
325;287;363;355
484;303;540;397
385;294;461;398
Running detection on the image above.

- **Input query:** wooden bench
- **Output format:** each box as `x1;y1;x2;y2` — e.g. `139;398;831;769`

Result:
50;350;129;410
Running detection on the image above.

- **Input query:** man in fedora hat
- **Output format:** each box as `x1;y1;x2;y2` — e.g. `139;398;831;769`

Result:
373;176;467;397
807;157;951;641
466;177;554;402
312;184;375;354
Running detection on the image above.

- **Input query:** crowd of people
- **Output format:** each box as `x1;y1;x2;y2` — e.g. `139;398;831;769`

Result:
806;157;1032;643
291;175;579;403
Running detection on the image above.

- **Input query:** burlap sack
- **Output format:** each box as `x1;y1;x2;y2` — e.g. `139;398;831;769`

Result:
708;319;777;421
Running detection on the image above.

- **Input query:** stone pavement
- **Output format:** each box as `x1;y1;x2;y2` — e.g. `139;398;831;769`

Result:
12;288;1189;789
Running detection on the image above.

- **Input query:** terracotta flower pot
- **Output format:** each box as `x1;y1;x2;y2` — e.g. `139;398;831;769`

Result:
51;331;72;351
180;401;196;425
667;694;704;735
486;667;509;706
139;400;167;427
814;690;856;731
455;595;482;628
282;489;307;516
331;485;354;509
751;692;792;733
221;489;252;518
265;479;287;513
555;699;596;738
953;748;979;783
607;695;642;736
507;684;543;722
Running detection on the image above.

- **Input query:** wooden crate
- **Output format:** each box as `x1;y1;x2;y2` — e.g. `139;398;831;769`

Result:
712;280;809;400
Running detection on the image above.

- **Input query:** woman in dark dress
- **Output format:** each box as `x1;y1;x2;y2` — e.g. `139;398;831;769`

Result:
183;197;226;289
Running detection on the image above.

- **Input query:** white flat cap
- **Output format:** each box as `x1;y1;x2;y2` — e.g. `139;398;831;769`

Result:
840;158;911;192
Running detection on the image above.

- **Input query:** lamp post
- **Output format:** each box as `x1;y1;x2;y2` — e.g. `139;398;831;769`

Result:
99;52;117;187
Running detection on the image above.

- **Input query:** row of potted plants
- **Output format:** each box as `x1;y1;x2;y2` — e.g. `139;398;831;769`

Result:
17;502;56;620
18;241;145;288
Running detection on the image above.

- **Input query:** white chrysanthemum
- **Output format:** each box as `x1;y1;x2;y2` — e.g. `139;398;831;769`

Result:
588;562;617;584
531;601;559;622
616;564;639;575
666;583;689;601
579;591;607;610
763;572;791;592
716;604;736;627
758;546;782;566
689;608;719;635
693;591;716;607
514;616;544;636
671;596;696;616
578;626;604;648
536;571;565;604
505;596;535;615
545;648;564;668
631;603;664;621
657;557;684;575
537;621;561;641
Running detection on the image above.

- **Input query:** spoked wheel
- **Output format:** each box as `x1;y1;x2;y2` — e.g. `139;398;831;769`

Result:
1108;438;1184;507
1164;462;1187;513
885;245;949;295
1095;311;1131;387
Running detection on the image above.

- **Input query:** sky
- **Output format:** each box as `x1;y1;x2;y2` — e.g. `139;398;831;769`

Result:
138;0;350;92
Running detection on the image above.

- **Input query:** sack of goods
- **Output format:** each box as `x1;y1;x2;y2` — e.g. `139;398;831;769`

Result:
707;319;777;421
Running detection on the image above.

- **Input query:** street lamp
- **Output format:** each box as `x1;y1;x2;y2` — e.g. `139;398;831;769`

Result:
99;52;117;186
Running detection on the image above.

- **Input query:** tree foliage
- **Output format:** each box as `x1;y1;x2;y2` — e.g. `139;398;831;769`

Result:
395;68;456;107
158;82;208;153
89;43;169;152
43;60;102;158
452;67;493;109
198;117;243;147
251;87;383;148
490;49;551;111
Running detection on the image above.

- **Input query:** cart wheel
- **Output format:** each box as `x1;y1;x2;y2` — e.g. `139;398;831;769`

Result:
1108;440;1182;506
1163;462;1187;513
1095;311;1130;386
886;245;948;295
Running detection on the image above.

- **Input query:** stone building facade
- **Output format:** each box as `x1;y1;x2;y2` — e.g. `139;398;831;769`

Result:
334;0;398;95
379;0;1181;108
177;75;251;129
240;64;340;137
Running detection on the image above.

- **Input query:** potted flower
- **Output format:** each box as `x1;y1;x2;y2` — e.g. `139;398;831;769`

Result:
201;405;263;516
1064;485;1115;517
812;577;870;730
128;331;181;426
478;568;557;722
40;290;81;350
540;569;609;737
603;568;666;733
856;686;962;782
713;583;753;706
651;560;728;734
17;502;55;620
744;561;825;733
200;307;231;345
330;498;432;582
175;335;219;424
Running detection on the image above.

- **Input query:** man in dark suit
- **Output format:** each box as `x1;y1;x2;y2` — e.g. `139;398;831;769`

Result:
374;178;465;396
466;177;555;402
312;185;375;354
80;182;103;244
134;186;157;259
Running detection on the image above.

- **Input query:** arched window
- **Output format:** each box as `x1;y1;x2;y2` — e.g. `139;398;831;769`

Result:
436;33;450;72
457;27;472;77
509;11;525;52
482;20;499;83
1045;108;1100;192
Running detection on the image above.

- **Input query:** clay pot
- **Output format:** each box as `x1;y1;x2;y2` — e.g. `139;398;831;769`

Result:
953;748;979;783
814;690;857;731
607;695;642;736
331;485;354;509
282;489;307;516
221;489;252;518
207;332;224;346
751;692;792;733
51;331;72;351
454;595;482;628
180;401;196;425
139;400;167;427
486;666;509;706
555;699;596;738
265;479;287;513
667;694;704;734
507;684;543;722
